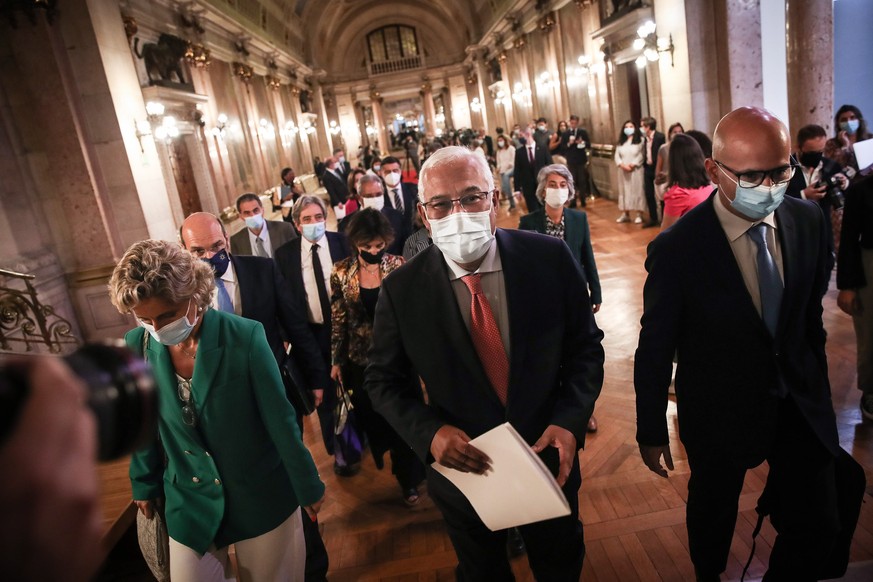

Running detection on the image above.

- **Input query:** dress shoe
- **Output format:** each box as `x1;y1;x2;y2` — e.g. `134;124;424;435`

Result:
587;416;598;433
403;487;420;506
506;527;526;558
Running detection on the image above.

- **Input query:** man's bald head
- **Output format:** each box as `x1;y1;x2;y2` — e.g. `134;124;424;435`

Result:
179;212;229;258
711;107;790;169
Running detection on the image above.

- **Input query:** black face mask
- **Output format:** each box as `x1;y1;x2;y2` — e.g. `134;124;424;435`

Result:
360;250;384;265
204;249;230;277
800;151;824;169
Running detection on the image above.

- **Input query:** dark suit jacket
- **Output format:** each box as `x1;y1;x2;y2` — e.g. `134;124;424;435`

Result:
382;182;419;228
230;220;298;256
561;128;591;165
644;131;665;169
275;232;350;322
518;208;602;304
365;229;605;465
230;254;329;390
513;143;552;196
838;174;873;289
323;170;350;206
634;194;839;467
786;157;842;274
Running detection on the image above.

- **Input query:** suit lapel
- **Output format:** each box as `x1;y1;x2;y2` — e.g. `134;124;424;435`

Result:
191;309;223;407
496;231;526;406
230;255;246;316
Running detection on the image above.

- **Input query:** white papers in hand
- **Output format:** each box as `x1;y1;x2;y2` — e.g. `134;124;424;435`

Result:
431;422;571;531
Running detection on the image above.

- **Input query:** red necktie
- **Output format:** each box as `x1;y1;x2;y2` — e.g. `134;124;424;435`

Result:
528;146;534;164
461;274;509;406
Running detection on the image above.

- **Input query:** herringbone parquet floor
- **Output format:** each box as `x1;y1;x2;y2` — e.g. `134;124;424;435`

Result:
304;196;873;581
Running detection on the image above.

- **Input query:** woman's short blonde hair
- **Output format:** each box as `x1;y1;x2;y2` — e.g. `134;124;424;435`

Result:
108;239;215;314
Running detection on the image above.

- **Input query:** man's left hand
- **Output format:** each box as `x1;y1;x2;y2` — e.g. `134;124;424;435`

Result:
312;389;324;408
532;425;576;487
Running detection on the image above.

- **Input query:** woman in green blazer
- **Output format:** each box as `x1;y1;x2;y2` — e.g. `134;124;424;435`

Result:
519;163;602;432
109;239;324;581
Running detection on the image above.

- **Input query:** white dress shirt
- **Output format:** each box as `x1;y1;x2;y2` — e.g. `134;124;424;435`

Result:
247;223;273;258
301;235;333;324
211;260;240;314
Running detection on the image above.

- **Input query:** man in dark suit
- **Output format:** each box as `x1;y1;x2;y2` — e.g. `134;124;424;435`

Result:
635;107;851;581
562;115;592;207
347;173;408;255
641;116;665;227
321;157;350;209
379;155;418;228
787;124;850;278
513;126;552;213
180;212;331;581
365;146;604;580
332;147;351;180
275;195;351;471
230;193;298;258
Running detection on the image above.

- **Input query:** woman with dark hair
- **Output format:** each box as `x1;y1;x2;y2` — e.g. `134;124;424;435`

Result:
825;104;872;180
330;208;425;505
654;123;685;203
614;120;646;223
660;133;714;230
685;129;713;160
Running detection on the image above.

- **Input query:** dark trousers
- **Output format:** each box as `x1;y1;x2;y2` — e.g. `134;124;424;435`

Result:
343;362;425;491
427;454;584;581
567;162;590;206
686;397;839;580
643;166;659;224
522;184;542;213
301;512;329;581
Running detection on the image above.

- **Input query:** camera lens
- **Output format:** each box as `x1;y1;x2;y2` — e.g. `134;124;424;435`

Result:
0;342;157;461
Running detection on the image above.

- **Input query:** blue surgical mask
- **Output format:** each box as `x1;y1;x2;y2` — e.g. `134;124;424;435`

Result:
203;249;230;277
841;119;860;134
244;214;265;230
138;299;199;346
302;221;325;242
720;182;787;220
624;127;635;136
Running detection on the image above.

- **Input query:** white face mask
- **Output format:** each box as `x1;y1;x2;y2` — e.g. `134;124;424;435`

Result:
337;156;345;165
244;213;265;230
361;195;385;211
545;187;570;208
138;299;199;346
384;171;401;187
428;207;495;265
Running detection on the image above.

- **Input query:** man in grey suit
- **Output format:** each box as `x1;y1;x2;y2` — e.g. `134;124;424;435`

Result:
230;193;298;258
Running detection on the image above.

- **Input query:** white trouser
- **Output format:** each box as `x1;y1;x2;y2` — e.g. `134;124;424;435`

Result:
168;507;305;582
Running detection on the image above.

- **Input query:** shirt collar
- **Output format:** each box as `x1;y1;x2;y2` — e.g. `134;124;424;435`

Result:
443;237;501;280
220;258;236;284
712;188;778;242
301;234;325;252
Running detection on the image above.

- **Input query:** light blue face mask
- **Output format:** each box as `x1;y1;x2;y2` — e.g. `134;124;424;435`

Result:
301;221;326;242
840;119;860;134
719;181;787;220
244;213;265;230
138;299;198;346
623;127;635;136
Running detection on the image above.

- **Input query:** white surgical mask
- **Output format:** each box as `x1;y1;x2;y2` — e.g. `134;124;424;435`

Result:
138;299;198;346
372;164;381;172
301;221;325;242
545;187;570;208
384;171;401;187
624;127;635;136
244;214;265;230
428;207;494;265
361;196;385;211
337;156;345;164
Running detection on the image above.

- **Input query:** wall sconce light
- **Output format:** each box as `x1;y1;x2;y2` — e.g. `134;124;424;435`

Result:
329;120;342;136
634;20;674;67
470;97;482;113
512;82;532;106
210;113;228;139
153;116;179;143
134;119;152;152
258;118;276;139
145;101;165;121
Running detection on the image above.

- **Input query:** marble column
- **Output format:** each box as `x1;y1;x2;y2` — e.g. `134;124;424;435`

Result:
288;86;313;173
370;96;389;157
311;76;333;157
421;83;437;135
720;0;764;111
786;0;833;135
498;58;516;129
469;48;495;133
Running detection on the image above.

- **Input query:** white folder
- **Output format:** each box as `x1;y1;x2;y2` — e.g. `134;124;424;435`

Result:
432;422;572;531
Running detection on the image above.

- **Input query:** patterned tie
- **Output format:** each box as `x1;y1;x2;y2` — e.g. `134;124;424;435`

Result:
392;188;404;213
461;274;509;406
747;223;783;337
311;243;331;325
255;237;269;258
214;278;234;313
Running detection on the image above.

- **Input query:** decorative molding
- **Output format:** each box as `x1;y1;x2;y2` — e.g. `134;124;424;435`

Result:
232;61;253;83
185;42;211;68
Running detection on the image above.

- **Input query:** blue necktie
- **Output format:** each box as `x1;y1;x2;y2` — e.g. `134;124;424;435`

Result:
215;278;234;313
747;223;783;337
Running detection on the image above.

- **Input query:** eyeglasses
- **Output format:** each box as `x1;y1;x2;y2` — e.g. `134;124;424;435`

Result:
420;190;494;219
713;160;797;189
177;377;197;427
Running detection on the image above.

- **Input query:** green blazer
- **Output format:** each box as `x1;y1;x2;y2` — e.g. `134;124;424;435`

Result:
126;309;324;553
518;207;602;305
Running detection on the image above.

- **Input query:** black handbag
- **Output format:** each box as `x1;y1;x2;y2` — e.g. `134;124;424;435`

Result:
280;349;316;415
